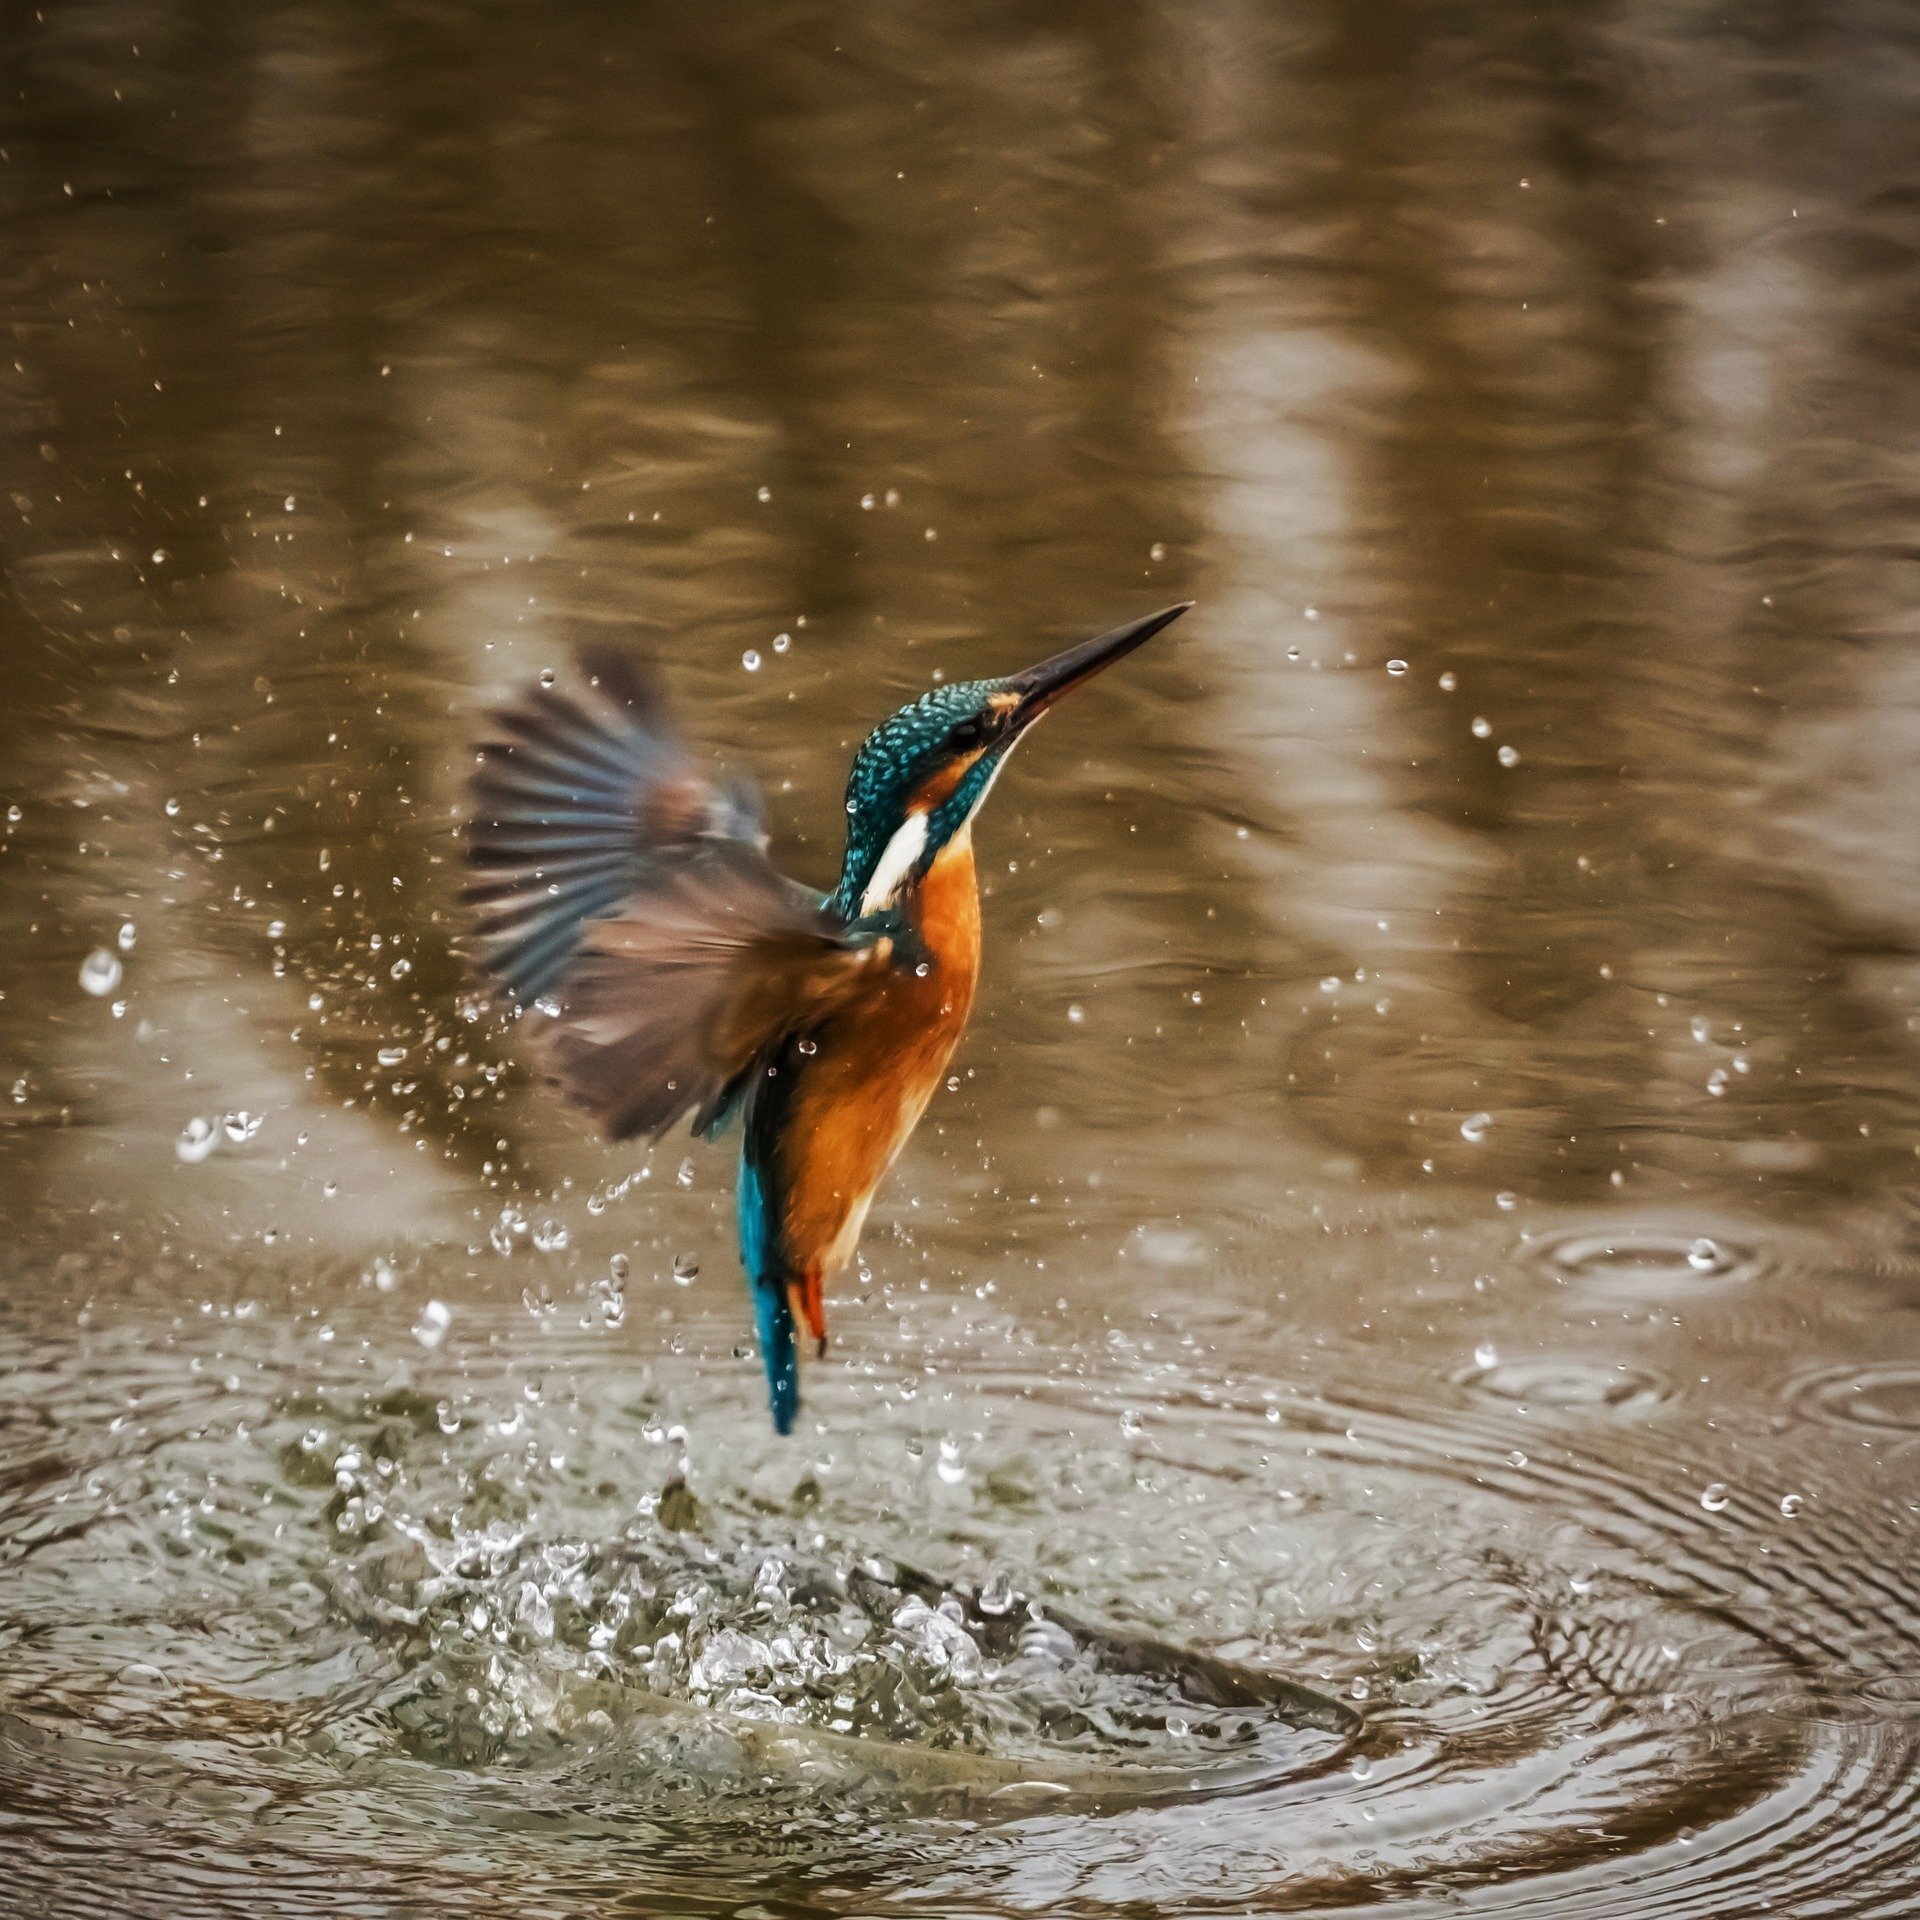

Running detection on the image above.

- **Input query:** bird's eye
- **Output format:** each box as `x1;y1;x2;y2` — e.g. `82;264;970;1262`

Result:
947;717;987;752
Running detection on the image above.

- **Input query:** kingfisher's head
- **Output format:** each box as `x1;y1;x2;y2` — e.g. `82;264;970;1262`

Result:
832;602;1191;921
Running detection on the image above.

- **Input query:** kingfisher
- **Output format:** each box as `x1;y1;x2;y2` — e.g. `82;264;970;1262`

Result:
463;602;1191;1433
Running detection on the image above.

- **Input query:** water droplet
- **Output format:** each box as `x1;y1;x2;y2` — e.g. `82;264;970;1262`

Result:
531;1219;568;1252
796;1036;817;1056
223;1110;261;1143
773;631;791;653
1495;1189;1517;1211
283;495;296;512
672;1253;699;1287
175;1116;218;1163
368;1257;398;1293
538;667;556;687
1686;1237;1720;1272
116;921;136;953
1474;1341;1499;1371
1706;1066;1729;1096
1460;1111;1491;1143
1149;541;1166;561
390;958;411;979
1471;716;1491;738
1780;1492;1804;1518
590;1257;628;1328
1386;658;1408;676
935;1437;967;1483
977;1571;1014;1615
1690;1015;1711;1043
78;949;122;996
1438;671;1457;691
676;1157;695;1188
377;1045;406;1067
1119;1408;1144;1438
1497;744;1519;767
756;485;771;502
742;649;761;671
164;798;181;816
413;1300;452;1349
1508;1449;1529;1468
1701;1482;1729;1512
1066;1003;1085;1024
860;492;876;510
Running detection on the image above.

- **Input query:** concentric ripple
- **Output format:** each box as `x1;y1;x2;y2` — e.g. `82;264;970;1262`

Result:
1532;1220;1769;1298
1786;1362;1920;1435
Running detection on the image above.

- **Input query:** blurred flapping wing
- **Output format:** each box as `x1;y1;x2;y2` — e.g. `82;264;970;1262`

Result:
464;649;877;1140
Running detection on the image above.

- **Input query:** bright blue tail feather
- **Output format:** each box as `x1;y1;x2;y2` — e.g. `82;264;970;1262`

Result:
736;1157;797;1432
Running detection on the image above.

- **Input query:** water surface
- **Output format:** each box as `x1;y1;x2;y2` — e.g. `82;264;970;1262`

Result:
4;3;1920;1914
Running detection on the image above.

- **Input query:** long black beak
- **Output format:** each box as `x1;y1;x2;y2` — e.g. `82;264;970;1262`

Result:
1006;602;1192;728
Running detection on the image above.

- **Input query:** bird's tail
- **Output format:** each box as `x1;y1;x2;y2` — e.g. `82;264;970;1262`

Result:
752;1277;800;1436
737;1157;800;1434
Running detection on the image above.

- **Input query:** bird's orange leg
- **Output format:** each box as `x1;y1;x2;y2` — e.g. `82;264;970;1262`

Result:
787;1269;828;1357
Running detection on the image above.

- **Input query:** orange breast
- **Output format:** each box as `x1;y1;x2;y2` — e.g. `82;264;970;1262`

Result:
776;828;981;1276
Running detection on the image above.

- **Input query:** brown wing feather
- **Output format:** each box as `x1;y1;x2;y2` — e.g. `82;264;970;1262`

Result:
534;839;887;1142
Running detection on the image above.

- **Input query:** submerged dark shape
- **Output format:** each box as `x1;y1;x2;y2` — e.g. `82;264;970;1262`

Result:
464;605;1192;1431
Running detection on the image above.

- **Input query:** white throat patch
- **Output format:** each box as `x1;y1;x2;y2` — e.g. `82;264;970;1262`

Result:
859;809;930;916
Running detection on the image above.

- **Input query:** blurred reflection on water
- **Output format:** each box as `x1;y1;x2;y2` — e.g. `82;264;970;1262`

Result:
3;3;1920;1916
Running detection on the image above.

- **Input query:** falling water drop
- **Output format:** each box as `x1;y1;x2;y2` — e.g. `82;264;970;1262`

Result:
79;949;122;997
1701;1482;1730;1512
671;1254;699;1287
413;1300;452;1349
1460;1111;1491;1144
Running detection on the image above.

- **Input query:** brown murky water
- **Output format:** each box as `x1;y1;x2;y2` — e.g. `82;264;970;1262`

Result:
5;3;1920;1915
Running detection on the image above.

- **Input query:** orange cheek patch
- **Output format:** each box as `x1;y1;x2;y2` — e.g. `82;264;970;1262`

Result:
911;750;984;812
